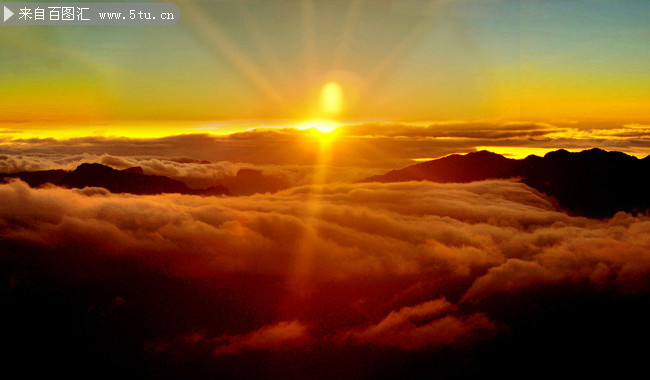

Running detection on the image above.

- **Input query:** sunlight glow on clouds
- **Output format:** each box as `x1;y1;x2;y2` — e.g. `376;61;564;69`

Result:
2;179;650;355
2;121;650;171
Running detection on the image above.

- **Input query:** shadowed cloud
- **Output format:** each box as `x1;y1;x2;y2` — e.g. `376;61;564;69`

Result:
2;171;650;377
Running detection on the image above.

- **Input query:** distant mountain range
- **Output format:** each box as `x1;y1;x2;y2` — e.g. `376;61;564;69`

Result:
219;168;293;196
0;163;230;196
364;148;650;218
3;148;649;217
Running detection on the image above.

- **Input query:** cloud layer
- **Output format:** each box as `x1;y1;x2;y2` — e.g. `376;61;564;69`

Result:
3;173;650;379
2;177;650;358
2;121;650;171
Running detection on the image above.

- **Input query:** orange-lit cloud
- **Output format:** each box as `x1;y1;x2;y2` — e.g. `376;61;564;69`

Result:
211;320;312;355
2;178;650;358
2;122;650;171
336;298;495;350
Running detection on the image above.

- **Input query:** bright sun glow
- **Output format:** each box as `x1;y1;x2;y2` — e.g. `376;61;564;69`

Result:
320;82;343;116
299;120;340;134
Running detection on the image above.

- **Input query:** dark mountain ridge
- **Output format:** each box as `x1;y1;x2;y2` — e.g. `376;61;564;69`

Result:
364;148;650;218
3;148;649;216
219;168;293;195
0;163;230;196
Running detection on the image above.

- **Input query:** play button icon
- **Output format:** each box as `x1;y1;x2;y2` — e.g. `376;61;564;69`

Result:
3;6;14;22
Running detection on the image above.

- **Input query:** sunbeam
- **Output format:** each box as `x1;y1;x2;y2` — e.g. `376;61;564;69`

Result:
183;1;290;112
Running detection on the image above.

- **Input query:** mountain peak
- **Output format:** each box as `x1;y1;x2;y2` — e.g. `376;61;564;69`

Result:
74;163;114;172
542;148;636;161
468;150;508;159
363;148;650;218
1;162;229;196
543;149;570;159
122;166;145;175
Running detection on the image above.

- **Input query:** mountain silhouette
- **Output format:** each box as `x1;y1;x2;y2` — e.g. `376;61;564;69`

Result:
219;168;293;195
0;169;68;187
364;148;650;218
1;163;230;196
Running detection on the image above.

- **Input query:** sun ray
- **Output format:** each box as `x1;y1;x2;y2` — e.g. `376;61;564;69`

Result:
236;4;291;90
183;1;290;112
301;0;318;81
360;0;451;100
330;0;365;70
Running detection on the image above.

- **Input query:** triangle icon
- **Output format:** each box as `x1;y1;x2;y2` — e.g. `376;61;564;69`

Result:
4;6;14;22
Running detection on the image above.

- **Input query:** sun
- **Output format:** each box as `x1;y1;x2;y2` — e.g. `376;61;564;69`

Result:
298;120;340;134
297;82;345;134
312;120;339;133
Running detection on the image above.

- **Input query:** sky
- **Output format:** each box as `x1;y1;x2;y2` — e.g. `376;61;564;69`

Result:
3;1;650;377
0;0;648;136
